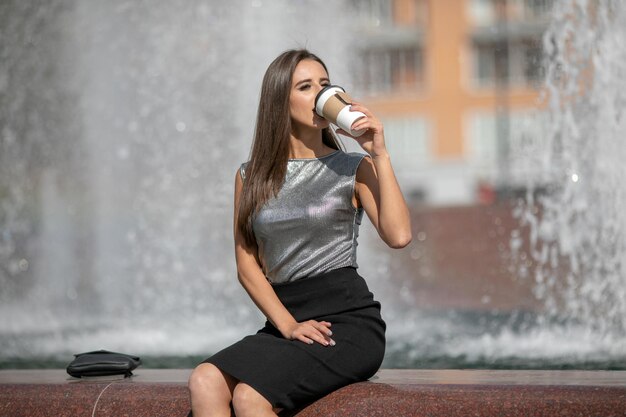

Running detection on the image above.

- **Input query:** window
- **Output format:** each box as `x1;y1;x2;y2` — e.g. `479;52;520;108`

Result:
382;116;431;173
469;0;554;24
350;0;394;27
467;111;499;176
471;39;544;88
466;109;548;183
468;0;497;26
521;0;554;20
523;40;544;86
358;47;424;94
473;42;499;86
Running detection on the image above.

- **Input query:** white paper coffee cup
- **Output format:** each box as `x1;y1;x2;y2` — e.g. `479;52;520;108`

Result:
315;85;366;137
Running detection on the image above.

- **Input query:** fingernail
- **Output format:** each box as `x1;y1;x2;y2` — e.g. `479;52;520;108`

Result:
308;340;314;345
328;331;333;336
330;339;336;347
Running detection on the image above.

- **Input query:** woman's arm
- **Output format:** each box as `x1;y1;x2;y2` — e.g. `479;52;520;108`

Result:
345;103;412;248
232;170;335;346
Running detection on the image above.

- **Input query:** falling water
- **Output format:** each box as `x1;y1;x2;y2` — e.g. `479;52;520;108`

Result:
1;0;625;368
510;0;626;355
0;0;356;359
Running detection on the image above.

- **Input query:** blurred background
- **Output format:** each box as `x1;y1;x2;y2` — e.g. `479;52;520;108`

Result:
1;0;625;369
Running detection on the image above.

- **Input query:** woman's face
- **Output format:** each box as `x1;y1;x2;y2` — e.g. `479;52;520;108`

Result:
289;59;331;133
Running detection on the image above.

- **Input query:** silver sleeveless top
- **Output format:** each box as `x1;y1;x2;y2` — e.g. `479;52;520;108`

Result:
241;150;366;284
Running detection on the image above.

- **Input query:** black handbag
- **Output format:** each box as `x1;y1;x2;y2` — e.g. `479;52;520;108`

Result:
66;349;141;378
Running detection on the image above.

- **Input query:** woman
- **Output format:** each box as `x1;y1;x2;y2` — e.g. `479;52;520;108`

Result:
188;49;412;417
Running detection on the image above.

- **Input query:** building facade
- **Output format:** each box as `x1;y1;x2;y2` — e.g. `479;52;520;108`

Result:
351;0;553;205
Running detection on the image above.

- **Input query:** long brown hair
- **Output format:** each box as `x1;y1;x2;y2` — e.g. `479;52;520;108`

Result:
237;49;343;248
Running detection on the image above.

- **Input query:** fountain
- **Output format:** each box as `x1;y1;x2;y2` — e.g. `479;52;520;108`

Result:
381;0;626;368
509;0;626;361
1;0;625;370
0;0;356;361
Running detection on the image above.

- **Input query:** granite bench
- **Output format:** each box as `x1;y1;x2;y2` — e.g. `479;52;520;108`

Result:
1;369;625;416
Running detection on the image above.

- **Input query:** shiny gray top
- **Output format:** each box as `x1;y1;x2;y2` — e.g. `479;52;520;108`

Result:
240;150;366;284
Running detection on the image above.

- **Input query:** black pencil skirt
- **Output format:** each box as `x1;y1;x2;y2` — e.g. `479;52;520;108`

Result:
203;266;386;410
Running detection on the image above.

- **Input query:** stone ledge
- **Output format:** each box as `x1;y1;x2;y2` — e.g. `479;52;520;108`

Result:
1;369;625;417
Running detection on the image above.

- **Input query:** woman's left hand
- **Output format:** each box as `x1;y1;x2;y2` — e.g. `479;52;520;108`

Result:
336;102;388;158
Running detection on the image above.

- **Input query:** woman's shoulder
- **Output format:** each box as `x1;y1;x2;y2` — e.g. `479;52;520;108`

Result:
342;150;368;162
330;150;368;175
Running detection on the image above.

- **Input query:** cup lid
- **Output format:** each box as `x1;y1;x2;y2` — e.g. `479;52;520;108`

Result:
314;85;345;116
314;84;344;105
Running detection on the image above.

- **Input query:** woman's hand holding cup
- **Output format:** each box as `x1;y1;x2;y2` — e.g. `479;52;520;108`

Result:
340;101;388;159
314;85;387;158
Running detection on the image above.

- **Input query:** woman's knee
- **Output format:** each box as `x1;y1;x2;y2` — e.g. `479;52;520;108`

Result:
188;363;229;395
232;383;272;415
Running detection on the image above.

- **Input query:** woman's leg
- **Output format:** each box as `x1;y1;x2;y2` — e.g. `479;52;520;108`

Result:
232;383;278;417
188;363;237;417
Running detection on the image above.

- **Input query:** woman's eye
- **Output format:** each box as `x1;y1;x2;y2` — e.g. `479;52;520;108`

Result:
298;84;311;91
